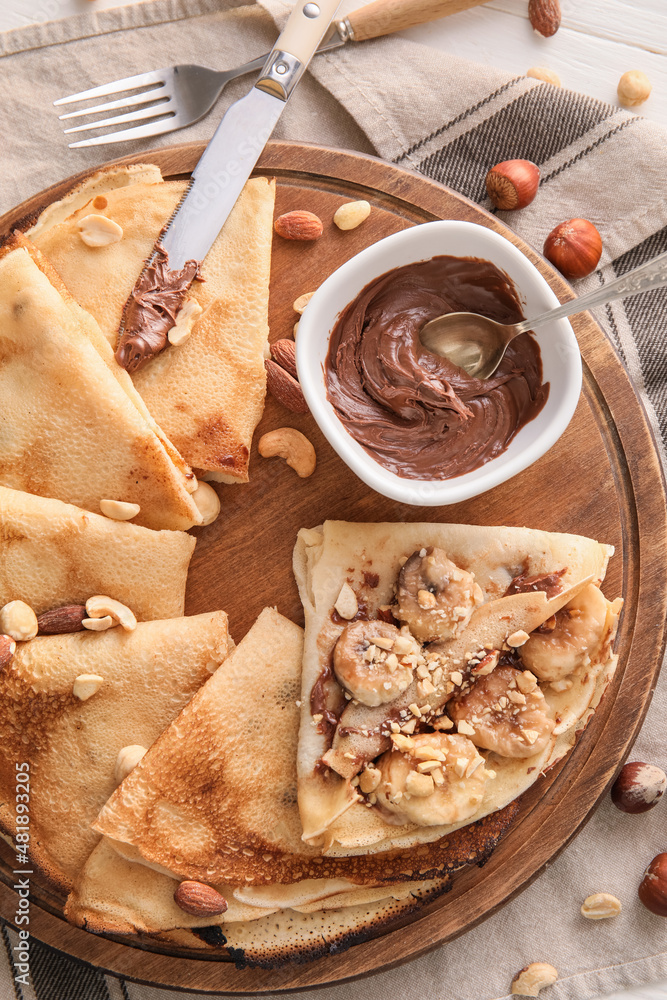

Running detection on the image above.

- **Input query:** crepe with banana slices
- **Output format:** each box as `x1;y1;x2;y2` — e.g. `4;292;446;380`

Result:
29;165;274;483
90;607;518;901
0;612;230;893
0;485;194;620
293;521;622;853
0;236;201;530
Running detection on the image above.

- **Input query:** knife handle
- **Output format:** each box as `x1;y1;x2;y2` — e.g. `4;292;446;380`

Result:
345;0;487;42
257;0;342;99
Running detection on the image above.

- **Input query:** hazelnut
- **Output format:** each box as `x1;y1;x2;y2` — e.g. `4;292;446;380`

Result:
543;219;602;279
486;160;540;211
617;71;652;108
580;892;622;919
511;962;558;996
527;66;561;87
274;210;323;241
0;601;38;642
638;854;667;916
611;762;666;814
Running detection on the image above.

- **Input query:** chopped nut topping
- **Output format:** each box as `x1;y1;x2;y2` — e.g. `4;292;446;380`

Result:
405;771;435;797
417;589;437;610
457;720;476;736
334;582;359;621
507;629;530;647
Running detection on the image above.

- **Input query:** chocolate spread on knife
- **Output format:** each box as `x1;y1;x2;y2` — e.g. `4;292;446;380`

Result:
324;255;549;479
115;246;202;373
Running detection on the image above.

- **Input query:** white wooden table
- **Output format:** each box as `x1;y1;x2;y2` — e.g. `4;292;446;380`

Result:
1;0;666;127
1;2;665;999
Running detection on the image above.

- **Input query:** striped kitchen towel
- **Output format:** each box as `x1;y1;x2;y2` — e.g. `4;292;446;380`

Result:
1;1;667;999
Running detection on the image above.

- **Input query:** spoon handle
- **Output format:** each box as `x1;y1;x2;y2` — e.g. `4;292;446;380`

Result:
515;249;667;335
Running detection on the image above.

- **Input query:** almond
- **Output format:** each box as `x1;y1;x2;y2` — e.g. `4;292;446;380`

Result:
0;634;16;669
37;605;87;635
174;880;228;917
270;339;298;379
528;0;561;36
264;359;308;414
274;210;323;241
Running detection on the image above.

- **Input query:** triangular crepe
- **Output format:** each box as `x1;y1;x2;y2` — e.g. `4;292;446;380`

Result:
64;836;432;937
0;485;194;619
293;521;621;853
92;607;519;891
65;837;444;966
0;612;230;892
0;237;201;530
31;167;275;483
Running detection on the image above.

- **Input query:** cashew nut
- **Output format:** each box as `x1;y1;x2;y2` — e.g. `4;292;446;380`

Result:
82;615;115;631
192;481;220;526
86;596;137;632
100;499;141;521
0;601;38;641
293;291;315;314
258;428;316;478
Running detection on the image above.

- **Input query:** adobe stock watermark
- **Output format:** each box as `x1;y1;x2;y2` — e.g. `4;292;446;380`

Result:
12;762;32;988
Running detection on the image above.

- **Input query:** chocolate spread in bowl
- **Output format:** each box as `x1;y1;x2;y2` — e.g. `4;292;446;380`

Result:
324;255;549;480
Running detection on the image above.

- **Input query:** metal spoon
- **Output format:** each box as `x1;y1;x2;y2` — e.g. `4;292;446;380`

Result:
420;249;667;379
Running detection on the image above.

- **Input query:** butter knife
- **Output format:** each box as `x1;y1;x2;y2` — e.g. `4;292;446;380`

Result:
116;0;342;372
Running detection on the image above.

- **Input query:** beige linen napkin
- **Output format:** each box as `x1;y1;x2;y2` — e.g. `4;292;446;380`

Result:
1;3;667;999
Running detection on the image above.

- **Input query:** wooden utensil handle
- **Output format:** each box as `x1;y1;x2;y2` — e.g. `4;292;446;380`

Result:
347;0;487;42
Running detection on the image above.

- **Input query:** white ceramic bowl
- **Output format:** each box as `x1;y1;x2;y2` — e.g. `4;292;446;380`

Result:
296;220;582;506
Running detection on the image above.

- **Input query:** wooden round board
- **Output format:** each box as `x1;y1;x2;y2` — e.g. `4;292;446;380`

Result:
1;141;666;993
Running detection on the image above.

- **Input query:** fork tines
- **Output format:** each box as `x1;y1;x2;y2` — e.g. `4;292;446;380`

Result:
54;67;180;147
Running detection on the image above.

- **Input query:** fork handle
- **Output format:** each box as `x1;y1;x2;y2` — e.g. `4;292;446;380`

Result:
346;0;488;41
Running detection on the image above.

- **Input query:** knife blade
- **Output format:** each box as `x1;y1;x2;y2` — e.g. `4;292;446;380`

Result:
116;0;342;372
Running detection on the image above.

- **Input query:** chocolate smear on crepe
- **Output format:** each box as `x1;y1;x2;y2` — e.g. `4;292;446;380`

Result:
116;246;202;372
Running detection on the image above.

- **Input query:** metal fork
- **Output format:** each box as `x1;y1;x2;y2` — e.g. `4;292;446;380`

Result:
54;0;487;147
54;56;271;148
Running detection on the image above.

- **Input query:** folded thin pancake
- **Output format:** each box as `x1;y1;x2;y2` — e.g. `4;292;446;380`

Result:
64;836;435;937
0;485;195;619
31;166;275;482
0;237;201;530
293;522;622;853
66;836;445;968
0;612;230;893
92;607;519;889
